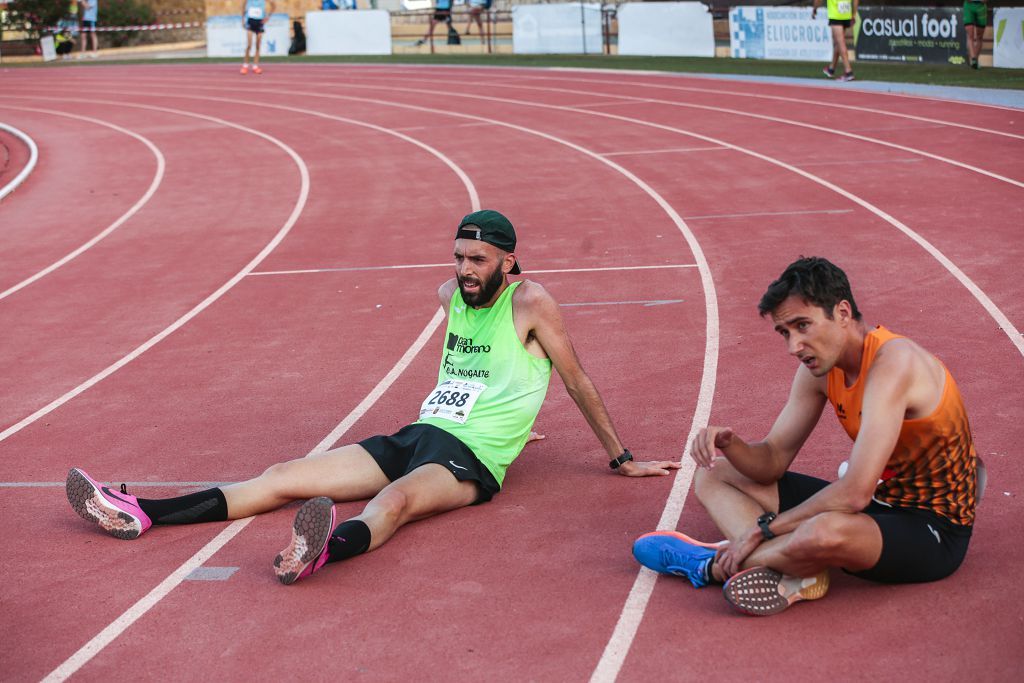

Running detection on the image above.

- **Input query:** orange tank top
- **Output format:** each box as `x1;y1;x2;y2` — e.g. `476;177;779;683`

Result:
826;327;976;527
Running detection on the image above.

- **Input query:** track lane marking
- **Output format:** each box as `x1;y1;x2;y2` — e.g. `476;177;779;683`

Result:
249;263;697;276
0;121;39;201
0;99;309;445
0;106;166;301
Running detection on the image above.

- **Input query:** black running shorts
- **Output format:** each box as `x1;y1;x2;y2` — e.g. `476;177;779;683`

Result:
246;17;265;33
829;19;852;28
777;471;972;583
359;423;500;504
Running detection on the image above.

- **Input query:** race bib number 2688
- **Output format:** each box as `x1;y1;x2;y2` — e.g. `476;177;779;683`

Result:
419;379;486;425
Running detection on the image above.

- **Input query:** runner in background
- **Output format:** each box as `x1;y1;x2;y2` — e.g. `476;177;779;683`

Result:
813;0;858;82
241;0;276;75
964;0;988;70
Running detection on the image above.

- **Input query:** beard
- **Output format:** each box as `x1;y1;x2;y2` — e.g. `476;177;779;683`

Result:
458;264;505;307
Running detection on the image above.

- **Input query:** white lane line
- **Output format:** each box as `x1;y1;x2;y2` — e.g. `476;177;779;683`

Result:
0;121;39;202
561;299;683;307
412;70;1024;139
301;73;1024;185
250;263;697;277
42;107;483;681
685;208;853;220
600;146;726;157
0;107;166;301
0;100;310;444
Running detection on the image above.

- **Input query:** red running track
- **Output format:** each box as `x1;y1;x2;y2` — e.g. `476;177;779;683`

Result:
0;64;1021;682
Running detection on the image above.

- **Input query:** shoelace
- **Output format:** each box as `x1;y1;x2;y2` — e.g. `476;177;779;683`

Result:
660;547;710;582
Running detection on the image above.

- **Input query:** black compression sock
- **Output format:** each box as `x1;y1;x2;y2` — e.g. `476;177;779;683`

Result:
136;488;229;525
326;520;372;564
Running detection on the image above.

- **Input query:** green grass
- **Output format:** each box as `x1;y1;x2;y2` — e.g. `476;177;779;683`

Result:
14;52;1024;91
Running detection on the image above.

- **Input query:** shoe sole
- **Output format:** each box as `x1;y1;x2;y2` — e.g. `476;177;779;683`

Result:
723;566;829;616
66;468;143;540
274;497;335;585
636;529;727;550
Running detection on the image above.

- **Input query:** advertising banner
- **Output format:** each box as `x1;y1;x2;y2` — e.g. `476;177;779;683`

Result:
855;6;966;64
206;13;291;58
306;10;392;55
729;6;832;61
618;3;714;57
512;3;602;55
993;8;1024;68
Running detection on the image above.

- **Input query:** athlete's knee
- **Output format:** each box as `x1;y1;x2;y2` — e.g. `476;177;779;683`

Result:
787;512;850;560
369;487;410;525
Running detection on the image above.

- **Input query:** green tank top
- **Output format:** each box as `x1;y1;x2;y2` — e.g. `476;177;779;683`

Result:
826;0;853;21
416;281;552;486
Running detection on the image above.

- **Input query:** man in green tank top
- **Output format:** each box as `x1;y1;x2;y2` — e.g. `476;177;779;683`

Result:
66;209;679;585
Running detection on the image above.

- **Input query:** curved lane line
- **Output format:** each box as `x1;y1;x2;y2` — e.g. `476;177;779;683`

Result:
41;101;482;682
0;99;310;444
49;75;1024;186
417;70;1024;141
0;121;39;202
318;76;1024;188
0;106;165;301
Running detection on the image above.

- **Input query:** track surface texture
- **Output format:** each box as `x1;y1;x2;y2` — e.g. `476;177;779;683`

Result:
1;64;1022;682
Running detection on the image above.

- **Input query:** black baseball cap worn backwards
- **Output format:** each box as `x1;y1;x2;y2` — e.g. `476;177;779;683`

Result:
456;209;522;274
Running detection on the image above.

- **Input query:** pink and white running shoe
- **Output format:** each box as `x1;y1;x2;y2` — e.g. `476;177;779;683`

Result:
66;468;152;540
274;496;336;585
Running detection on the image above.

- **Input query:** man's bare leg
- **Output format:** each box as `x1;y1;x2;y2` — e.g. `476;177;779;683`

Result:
221;444;391;519
742;511;882;577
351;463;479;550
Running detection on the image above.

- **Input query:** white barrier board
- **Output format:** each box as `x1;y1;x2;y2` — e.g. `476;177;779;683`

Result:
513;3;602;55
994;8;1024;68
306;10;392;55
618;2;714;57
40;35;57;62
206;13;291;57
729;6;832;61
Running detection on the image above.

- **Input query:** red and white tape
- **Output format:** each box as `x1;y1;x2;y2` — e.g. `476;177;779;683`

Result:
50;21;202;32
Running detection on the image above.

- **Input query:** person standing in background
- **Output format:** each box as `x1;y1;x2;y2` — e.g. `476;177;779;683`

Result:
241;0;276;75
79;0;99;58
813;0;858;82
964;0;988;69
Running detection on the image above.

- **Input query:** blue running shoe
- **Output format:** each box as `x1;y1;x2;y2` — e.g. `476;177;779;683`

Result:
632;531;721;588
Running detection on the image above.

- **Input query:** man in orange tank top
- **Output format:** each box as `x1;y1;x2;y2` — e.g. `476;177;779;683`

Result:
632;257;979;615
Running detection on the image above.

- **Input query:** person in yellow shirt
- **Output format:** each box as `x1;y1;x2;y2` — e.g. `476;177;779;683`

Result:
813;0;858;81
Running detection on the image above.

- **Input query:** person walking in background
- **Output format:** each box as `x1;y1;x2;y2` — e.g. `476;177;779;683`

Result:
79;0;98;58
464;0;491;42
813;0;858;82
414;0;454;47
241;0;276;75
964;0;988;69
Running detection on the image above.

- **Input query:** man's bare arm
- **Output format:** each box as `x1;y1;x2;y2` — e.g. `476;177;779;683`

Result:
520;283;678;476
692;365;827;483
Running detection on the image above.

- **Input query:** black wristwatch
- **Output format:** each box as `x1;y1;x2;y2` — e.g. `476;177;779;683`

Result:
757;512;777;540
609;449;634;470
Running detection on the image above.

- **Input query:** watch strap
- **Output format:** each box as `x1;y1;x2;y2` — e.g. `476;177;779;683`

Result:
609;449;634;470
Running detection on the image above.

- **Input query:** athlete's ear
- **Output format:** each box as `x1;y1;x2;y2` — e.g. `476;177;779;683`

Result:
835;300;853;324
502;252;516;275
